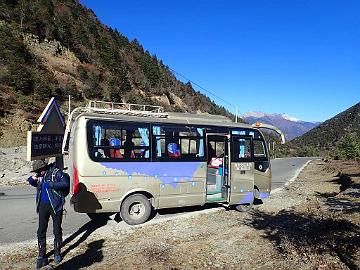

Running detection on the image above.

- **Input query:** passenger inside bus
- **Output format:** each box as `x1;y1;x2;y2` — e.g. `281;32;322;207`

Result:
167;142;181;158
124;130;135;159
109;138;123;159
96;138;110;158
207;143;216;163
138;141;146;158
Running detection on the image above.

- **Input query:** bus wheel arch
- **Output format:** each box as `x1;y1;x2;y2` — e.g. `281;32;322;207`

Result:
120;191;154;225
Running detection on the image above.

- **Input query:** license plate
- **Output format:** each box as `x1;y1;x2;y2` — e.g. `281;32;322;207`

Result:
236;162;252;171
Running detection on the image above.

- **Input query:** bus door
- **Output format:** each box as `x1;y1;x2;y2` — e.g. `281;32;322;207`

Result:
253;139;271;199
229;135;255;205
206;134;229;202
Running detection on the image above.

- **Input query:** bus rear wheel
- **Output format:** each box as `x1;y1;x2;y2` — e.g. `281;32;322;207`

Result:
120;194;152;225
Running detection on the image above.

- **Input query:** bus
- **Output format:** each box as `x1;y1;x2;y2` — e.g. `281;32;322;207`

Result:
64;101;273;225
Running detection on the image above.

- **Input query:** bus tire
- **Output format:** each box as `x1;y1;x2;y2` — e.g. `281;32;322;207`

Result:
235;203;252;212
120;194;152;225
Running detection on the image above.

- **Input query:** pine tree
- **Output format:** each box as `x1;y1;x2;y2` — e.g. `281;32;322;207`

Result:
339;133;360;160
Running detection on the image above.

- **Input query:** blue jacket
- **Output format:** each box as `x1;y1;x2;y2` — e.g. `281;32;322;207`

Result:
28;164;70;214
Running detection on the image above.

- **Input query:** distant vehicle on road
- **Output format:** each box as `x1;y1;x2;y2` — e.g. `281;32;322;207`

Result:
63;101;273;225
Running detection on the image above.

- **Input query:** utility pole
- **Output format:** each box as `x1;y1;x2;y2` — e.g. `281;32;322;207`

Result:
235;105;238;123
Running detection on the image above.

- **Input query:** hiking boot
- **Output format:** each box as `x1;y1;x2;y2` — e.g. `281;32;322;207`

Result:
54;254;62;264
54;241;62;264
36;256;48;269
36;241;48;269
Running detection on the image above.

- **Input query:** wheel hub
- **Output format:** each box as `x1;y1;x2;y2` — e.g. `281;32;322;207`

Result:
129;202;144;218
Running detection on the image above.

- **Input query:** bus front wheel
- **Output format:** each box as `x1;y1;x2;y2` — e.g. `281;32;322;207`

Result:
235;203;252;212
120;194;152;225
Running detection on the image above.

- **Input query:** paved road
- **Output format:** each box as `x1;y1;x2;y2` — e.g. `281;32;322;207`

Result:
270;157;312;190
0;157;312;244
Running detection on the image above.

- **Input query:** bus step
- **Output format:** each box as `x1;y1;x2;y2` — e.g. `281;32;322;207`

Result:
206;197;225;202
206;190;222;195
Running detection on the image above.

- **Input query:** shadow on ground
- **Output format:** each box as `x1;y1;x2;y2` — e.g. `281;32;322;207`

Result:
328;174;354;192
316;191;360;214
55;239;104;269
61;213;111;256
46;213;112;268
157;204;224;216
247;210;360;270
319;173;360;213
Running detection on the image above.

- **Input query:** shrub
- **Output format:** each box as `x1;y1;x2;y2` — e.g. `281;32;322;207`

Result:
339;133;360;160
6;64;34;94
85;84;103;99
109;88;122;103
76;65;88;81
17;94;34;112
61;78;81;99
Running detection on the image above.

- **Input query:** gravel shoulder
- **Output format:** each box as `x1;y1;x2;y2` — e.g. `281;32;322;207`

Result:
1;159;359;270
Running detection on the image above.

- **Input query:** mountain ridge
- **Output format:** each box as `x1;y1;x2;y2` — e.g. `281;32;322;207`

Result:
243;111;321;140
291;101;360;157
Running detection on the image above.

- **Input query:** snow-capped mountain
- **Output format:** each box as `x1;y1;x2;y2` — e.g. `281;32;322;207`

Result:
243;112;321;140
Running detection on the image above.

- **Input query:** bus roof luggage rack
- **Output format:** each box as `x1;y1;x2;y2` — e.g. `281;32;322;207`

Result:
87;100;168;118
62;100;168;154
167;112;232;123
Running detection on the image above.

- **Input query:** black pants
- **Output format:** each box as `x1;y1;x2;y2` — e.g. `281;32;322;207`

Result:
37;201;63;244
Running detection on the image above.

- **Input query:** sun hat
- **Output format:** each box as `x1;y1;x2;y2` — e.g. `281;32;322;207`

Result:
31;159;48;172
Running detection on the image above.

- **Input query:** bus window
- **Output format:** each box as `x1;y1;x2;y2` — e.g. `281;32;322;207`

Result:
253;140;267;159
232;129;262;139
232;137;252;161
207;140;225;168
152;125;205;161
87;120;150;161
208;141;225;159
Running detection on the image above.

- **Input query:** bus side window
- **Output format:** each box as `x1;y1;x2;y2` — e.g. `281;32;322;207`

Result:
152;125;205;161
232;138;252;160
254;140;266;158
88;120;150;162
238;139;251;159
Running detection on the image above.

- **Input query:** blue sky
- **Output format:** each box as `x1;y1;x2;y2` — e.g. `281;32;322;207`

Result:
80;0;359;122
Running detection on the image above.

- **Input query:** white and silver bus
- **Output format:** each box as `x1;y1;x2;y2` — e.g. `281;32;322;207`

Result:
64;102;272;225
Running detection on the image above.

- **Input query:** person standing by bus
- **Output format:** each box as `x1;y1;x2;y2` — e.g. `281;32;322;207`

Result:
27;159;69;269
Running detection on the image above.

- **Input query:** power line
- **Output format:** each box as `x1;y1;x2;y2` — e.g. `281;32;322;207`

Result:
167;67;239;121
168;67;236;108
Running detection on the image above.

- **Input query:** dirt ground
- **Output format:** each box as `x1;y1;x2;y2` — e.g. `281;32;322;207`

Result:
0;159;359;270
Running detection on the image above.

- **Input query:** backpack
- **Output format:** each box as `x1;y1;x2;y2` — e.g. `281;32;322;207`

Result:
51;168;70;197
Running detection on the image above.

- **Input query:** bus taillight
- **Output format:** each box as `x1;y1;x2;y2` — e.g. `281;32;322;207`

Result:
73;166;80;196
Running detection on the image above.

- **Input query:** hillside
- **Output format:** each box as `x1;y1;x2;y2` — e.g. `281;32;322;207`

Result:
291;102;360;158
243;112;320;140
0;0;235;147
